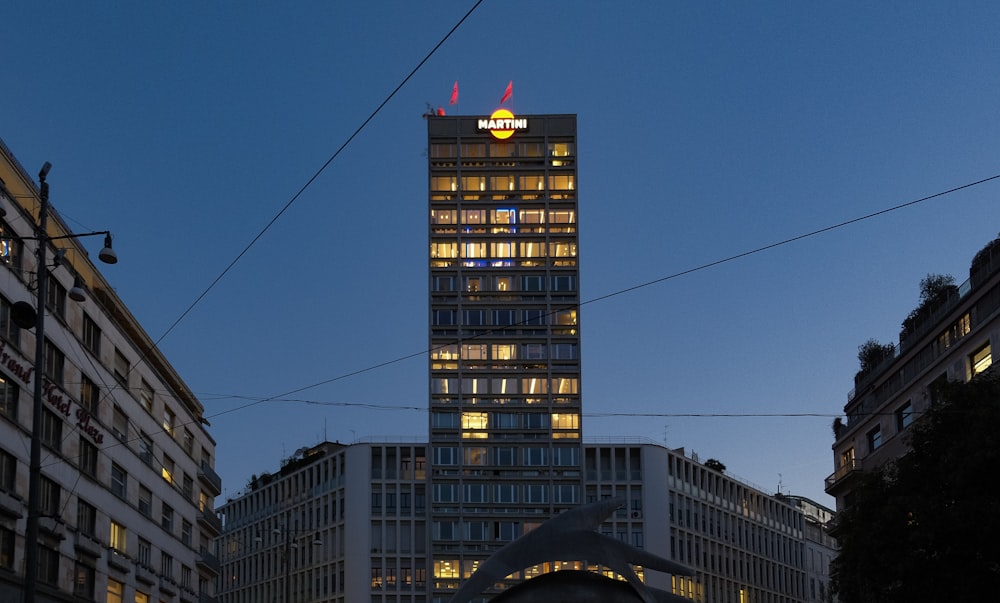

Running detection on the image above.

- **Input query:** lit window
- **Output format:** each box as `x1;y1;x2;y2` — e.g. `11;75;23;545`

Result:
461;242;486;259
491;344;516;360
110;521;127;553
431;378;457;394
461;378;488;394
462;412;488;430
971;343;992;376
522;378;548;395
840;447;855;469
519;242;546;259
0;220;24;272
549;210;576;224
549;241;577;258
430;242;457;259
490;378;518;394
162;455;174;484
106;578;123;603
548;174;575;190
434;559;460;579
430;176;456;192
551;413;580;430
431;345;458;360
549;142;574;157
490;176;516;192
520;175;544;191
491;241;514;258
430;209;456;224
461;175;486;193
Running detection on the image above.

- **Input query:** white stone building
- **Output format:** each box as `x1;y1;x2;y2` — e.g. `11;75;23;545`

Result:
0;137;221;603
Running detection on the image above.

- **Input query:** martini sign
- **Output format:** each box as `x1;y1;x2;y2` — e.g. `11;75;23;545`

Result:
478;109;528;140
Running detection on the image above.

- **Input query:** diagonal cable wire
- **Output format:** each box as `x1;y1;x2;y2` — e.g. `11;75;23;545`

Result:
146;0;485;353
194;172;1000;420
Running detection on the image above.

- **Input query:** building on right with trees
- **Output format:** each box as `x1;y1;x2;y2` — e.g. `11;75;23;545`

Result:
825;234;1000;511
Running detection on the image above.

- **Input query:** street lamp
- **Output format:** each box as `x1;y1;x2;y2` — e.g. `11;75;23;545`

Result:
259;510;322;603
21;163;118;603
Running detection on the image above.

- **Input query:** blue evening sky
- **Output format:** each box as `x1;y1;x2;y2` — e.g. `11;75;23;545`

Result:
4;1;1000;506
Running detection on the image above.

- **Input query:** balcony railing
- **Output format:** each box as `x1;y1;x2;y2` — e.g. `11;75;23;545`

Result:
198;507;222;534
198;461;222;495
107;548;131;572
197;547;221;575
74;532;103;558
824;458;861;494
135;562;157;585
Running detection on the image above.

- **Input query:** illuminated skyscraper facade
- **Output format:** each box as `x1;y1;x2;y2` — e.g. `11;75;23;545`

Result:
426;114;582;598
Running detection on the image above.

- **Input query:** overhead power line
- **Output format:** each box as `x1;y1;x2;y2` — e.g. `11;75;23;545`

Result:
41;173;999;472
127;0;486;373
194;172;1000;422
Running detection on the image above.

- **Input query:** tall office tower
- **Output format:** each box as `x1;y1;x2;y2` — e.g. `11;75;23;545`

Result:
426;113;582;599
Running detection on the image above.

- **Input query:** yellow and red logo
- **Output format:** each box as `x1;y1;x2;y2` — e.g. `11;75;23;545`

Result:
478;109;528;140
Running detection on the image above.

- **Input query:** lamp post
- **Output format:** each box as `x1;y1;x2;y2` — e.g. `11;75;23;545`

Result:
21;163;117;603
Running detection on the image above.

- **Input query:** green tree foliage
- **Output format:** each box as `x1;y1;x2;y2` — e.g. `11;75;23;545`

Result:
831;372;1000;601
857;339;895;375
901;274;958;337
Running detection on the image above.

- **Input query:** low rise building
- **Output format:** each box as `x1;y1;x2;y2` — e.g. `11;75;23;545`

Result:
219;440;817;603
